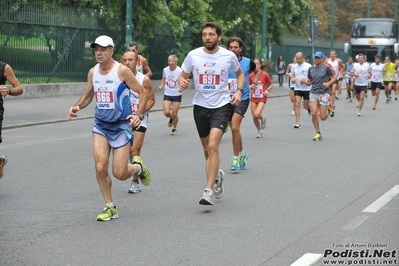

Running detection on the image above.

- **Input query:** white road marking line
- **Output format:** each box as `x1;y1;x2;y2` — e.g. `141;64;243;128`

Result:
341;215;369;230
290;253;322;266
363;185;399;213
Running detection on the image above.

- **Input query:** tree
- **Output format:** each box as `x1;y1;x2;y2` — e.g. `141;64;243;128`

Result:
312;0;397;41
166;0;312;55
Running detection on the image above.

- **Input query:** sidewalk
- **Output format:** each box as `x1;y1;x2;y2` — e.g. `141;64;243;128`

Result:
3;82;289;129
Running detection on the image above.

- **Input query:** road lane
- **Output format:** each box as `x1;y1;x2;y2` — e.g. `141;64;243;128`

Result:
1;95;398;266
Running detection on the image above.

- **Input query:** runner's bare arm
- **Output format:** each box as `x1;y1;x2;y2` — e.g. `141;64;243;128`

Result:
120;65;148;116
339;59;346;76
324;75;337;88
285;64;292;77
68;68;95;118
230;68;244;106
142;57;153;78
159;77;165;90
178;71;190;92
143;76;155;111
3;64;23;96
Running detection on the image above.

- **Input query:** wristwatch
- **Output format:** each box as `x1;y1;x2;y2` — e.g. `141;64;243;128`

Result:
252;82;258;86
8;88;13;95
237;88;244;92
138;114;144;121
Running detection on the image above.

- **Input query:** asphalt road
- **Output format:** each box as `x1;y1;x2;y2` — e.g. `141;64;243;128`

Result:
0;89;398;266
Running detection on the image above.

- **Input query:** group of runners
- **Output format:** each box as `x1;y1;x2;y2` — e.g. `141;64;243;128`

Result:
63;20;284;219
350;54;399;111
66;29;356;219
5;21;399;221
284;49;399;142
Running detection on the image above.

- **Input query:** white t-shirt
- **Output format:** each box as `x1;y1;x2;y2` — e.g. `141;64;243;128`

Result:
369;63;385;83
162;66;183;97
290;62;312;91
394;65;399;82
351;62;370;86
181;47;240;108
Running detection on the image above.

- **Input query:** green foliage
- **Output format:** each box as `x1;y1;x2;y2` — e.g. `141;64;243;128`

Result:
4;0;312;50
2;47;51;71
1;0;313;81
313;0;399;41
0;35;55;47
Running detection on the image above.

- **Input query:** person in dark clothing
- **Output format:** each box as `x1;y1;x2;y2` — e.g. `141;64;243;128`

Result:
0;61;24;178
276;55;286;87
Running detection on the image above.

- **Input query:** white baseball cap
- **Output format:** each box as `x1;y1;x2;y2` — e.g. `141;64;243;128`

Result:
90;35;114;48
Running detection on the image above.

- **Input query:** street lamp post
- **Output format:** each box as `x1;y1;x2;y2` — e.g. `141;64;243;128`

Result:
309;17;318;64
330;0;335;50
260;0;267;61
125;0;132;50
311;17;315;64
367;0;371;18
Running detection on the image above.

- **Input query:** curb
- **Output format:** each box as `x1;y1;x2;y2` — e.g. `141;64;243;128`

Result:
3;94;288;130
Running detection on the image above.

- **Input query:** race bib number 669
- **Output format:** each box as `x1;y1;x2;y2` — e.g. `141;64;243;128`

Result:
96;91;115;109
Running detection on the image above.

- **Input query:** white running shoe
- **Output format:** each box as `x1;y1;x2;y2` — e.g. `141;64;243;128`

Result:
256;132;263;138
128;180;142;193
0;155;7;179
294;121;301;128
199;190;214;205
213;169;225;199
357;111;361;116
261;116;267;129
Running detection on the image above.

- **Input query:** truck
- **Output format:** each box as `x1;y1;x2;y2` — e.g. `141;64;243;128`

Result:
344;18;399;61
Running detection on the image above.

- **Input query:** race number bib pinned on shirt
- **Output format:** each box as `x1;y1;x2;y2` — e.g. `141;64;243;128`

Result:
198;68;221;91
95;87;115;109
129;91;140;115
166;79;177;89
294;79;302;90
319;93;331;106
228;78;237;97
252;83;264;98
130;98;139;115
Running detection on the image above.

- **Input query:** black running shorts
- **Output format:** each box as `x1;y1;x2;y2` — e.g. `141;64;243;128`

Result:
193;103;231;138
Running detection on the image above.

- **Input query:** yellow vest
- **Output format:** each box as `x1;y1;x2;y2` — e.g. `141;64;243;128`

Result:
383;62;396;81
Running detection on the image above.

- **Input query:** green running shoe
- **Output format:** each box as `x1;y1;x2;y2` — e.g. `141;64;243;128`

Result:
239;150;248;170
97;204;118;221
132;155;151;186
313;133;322;141
230;157;240;171
224;124;229;133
